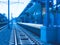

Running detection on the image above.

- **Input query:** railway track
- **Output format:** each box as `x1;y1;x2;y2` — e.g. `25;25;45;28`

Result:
9;24;40;45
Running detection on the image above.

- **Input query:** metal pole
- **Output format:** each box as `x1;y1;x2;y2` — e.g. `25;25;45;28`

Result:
44;0;49;27
40;1;43;24
8;0;10;28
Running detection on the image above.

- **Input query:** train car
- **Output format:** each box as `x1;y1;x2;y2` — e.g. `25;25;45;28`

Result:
0;13;8;27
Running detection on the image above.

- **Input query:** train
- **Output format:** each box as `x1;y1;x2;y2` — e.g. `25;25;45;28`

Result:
16;0;60;45
0;13;8;27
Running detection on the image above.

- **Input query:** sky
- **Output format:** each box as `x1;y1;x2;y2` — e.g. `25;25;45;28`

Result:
0;0;31;20
53;0;56;5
